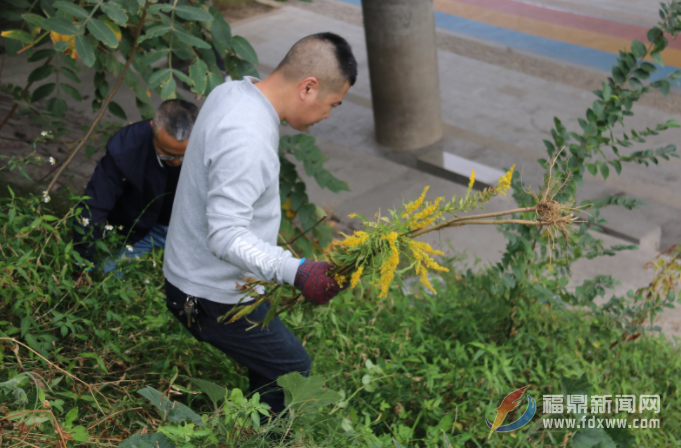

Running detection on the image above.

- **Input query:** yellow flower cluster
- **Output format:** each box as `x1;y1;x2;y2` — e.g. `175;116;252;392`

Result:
409;240;449;294
410;198;443;230
403;186;429;216
334;274;347;288
341;230;369;248
377;232;400;298
349;266;364;288
496;164;515;196
468;169;475;190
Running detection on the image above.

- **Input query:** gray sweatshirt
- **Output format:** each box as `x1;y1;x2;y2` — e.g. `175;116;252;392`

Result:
163;77;301;304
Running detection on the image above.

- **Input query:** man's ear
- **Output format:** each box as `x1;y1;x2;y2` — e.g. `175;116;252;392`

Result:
300;77;319;98
149;120;154;128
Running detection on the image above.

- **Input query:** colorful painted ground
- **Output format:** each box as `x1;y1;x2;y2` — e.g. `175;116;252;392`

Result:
341;0;681;80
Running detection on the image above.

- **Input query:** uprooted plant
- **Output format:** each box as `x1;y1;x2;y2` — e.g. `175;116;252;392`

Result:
220;161;579;327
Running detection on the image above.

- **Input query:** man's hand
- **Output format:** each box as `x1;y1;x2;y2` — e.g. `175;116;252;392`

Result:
294;260;343;305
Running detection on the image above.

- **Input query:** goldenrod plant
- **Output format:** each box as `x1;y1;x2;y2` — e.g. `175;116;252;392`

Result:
221;163;578;327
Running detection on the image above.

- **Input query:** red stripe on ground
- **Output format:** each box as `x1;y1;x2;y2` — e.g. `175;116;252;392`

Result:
446;0;681;51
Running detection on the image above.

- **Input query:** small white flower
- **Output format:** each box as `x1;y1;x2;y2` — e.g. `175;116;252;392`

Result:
41;131;48;137
81;218;89;226
144;278;149;284
134;255;140;260
43;195;51;203
49;157;55;165
126;245;133;252
152;260;157;268
118;225;124;230
105;225;113;231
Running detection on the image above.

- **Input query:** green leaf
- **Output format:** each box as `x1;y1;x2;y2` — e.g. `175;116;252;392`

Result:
60;67;81;84
639;61;657;73
611;66;625;84
68;425;89;442
139;25;171;43
53;1;90;19
647;27;662;43
44;17;79;35
108;101;127;119
74;35;95;67
181;376;225;409
277;372;341;411
21;13;48;30
632;68;650;80
47;97;68;117
189;59;207;96
656;79;671;97
233;59;259;80
174;5;213;21
31;83;56;102
137;387;203;426
148;68;171;89
314;170;350;192
64;407;79;427
232;35;258;65
628;77;643;90
172;28;211;49
1;30;34;44
161;77;176;100
630;39;647;58
210;15;232;54
87;18;119;48
651;51;664;67
28;48;56;62
172;69;193;85
585;163;597;177
608;159;622;175
61;83;83;101
101;2;128;26
137;49;168;67
119;433;175;448
599;162;609;180
28;65;56;83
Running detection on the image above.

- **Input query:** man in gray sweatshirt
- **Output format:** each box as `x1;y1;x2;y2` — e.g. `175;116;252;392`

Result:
163;32;357;415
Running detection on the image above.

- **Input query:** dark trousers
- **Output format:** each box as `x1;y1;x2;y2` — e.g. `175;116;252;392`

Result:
164;279;311;415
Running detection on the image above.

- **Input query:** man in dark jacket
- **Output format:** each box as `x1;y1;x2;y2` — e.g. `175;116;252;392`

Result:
73;99;199;272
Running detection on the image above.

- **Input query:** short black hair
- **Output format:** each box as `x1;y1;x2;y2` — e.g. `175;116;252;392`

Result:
311;32;357;87
275;32;358;93
153;99;199;142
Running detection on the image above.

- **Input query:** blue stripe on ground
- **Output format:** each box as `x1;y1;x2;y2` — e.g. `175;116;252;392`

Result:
336;0;679;82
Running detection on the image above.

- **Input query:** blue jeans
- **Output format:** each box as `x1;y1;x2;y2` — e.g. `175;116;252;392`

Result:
164;279;311;415
102;224;168;274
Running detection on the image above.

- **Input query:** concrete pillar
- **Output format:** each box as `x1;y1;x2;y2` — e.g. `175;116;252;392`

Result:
362;0;443;151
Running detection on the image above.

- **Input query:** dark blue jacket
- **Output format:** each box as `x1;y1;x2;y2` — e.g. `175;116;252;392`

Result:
73;120;176;262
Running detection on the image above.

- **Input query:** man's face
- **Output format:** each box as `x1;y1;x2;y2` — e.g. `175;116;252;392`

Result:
150;122;188;167
287;79;350;132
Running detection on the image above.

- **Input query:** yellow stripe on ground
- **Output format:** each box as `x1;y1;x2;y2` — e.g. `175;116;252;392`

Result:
433;0;681;67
